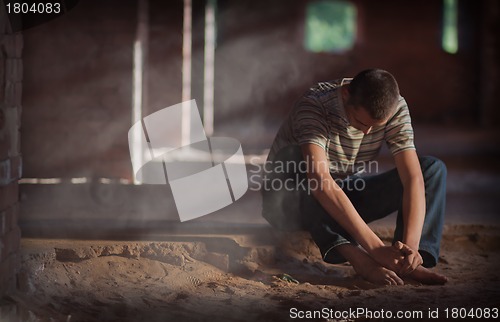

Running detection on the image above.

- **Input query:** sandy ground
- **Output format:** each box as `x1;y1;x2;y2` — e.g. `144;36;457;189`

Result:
1;224;500;322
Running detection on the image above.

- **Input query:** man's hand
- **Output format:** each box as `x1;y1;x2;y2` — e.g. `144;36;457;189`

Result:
394;241;423;276
369;242;423;276
369;244;405;273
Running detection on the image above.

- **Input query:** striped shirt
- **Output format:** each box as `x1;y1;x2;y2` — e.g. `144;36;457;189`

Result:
268;78;415;178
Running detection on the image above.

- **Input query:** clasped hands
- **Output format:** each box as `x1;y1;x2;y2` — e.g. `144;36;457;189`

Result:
370;241;423;277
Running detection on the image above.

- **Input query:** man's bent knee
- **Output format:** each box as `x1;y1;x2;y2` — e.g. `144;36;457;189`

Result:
419;156;447;180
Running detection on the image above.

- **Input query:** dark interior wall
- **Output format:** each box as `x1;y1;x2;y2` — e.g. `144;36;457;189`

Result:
21;0;484;179
146;0;183;115
22;0;137;178
213;0;351;126
0;4;22;295
479;0;500;126
351;0;479;123
214;0;480;128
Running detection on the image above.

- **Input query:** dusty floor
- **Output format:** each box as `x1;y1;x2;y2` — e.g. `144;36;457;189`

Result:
1;224;499;322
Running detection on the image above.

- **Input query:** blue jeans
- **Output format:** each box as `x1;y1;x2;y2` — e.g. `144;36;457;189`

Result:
261;145;446;268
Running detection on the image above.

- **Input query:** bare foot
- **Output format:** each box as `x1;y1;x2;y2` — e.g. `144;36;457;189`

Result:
356;262;404;286
337;244;404;286
407;266;448;285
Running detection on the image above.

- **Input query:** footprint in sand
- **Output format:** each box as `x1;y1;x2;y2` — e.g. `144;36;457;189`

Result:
187;275;202;287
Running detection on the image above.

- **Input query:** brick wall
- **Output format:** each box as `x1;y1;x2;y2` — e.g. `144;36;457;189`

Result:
0;4;23;296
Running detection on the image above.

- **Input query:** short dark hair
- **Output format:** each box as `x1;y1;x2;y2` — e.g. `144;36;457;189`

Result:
347;69;400;120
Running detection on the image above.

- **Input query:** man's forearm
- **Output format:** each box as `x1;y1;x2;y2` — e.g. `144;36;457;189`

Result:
312;179;385;252
301;144;386;256
394;150;427;252
313;182;407;273
401;177;426;251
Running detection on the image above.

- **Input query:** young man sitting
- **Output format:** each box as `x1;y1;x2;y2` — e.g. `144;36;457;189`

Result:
262;69;448;285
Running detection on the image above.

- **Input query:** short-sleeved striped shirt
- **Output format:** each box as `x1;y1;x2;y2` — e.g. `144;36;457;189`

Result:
268;78;415;178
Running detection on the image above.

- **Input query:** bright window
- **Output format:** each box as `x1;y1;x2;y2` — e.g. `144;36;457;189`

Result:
304;0;357;53
442;0;458;54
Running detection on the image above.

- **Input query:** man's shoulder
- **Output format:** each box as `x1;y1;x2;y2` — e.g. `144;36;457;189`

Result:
296;79;346;111
386;96;410;123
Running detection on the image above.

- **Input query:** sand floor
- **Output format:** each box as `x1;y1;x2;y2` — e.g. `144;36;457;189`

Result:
1;224;499;322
